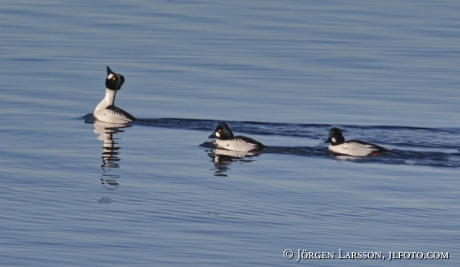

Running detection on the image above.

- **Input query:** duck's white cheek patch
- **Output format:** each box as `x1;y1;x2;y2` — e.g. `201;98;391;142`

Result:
108;74;114;79
331;137;336;143
215;132;220;138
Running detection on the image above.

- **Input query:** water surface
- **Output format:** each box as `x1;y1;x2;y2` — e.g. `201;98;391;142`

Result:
0;0;459;266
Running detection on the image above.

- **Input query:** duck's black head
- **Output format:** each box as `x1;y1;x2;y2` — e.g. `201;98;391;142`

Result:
324;127;345;145
105;66;125;90
208;122;235;140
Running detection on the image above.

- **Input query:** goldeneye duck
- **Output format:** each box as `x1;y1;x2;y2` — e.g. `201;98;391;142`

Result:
93;66;136;123
208;122;266;152
324;127;386;157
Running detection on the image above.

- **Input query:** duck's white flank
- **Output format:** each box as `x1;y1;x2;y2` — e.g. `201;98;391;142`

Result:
328;141;382;157
214;138;259;152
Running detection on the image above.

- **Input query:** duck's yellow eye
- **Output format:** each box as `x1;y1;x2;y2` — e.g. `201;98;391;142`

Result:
218;129;221;132
112;77;116;80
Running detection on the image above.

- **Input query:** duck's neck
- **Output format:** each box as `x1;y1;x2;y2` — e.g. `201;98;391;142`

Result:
104;88;117;106
95;88;117;114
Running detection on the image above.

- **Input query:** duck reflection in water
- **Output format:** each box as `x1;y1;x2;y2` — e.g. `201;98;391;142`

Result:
206;148;260;177
92;120;131;188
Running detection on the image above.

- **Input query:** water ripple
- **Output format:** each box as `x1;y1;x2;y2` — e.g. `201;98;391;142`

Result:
84;115;460;168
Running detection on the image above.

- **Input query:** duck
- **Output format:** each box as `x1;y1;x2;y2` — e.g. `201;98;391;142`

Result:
208;122;266;152
93;66;136;123
324;127;386;156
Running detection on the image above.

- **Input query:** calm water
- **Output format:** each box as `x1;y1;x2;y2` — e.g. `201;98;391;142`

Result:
1;0;459;266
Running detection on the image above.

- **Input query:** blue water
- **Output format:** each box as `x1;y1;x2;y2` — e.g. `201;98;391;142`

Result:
1;0;459;266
